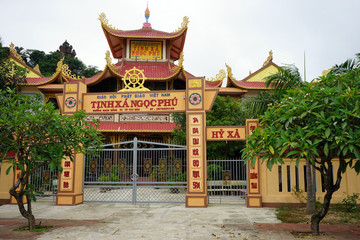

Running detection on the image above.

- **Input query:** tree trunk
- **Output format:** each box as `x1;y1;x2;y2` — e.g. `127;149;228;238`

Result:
306;161;316;214
9;175;36;230
311;189;334;235
311;159;343;236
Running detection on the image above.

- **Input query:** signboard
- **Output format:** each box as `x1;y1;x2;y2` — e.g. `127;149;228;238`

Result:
130;41;162;60
82;91;185;114
206;126;246;141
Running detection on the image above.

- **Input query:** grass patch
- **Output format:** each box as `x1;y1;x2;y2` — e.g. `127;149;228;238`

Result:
276;204;360;225
14;225;54;232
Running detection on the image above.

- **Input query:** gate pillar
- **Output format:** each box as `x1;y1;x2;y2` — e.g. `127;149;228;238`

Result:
56;152;84;205
185;78;208;207
245;119;262;207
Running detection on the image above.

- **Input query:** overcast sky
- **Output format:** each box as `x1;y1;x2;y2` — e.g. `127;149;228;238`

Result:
1;0;359;82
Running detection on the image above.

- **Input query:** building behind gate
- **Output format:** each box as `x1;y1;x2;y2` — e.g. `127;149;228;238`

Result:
1;6;359;207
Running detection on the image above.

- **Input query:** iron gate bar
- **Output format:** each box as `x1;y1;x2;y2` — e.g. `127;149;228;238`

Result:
83;137;187;203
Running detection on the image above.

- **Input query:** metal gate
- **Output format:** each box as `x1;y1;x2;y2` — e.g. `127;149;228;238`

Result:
207;159;247;205
30;163;59;202
83;138;187;203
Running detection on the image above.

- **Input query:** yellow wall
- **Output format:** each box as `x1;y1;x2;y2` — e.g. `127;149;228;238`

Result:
10;59;42;78
246;65;278;82
0;163;14;203
260;158;360;205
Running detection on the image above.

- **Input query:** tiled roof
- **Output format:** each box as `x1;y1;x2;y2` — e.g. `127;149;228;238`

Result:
105;27;186;39
26;77;52;85
233;80;269;89
91;122;177;132
205;80;222;88
116;61;181;79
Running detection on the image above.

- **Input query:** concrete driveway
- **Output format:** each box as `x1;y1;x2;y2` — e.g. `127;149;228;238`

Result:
0;201;289;240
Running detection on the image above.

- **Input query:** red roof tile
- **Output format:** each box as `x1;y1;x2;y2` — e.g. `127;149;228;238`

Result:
234;81;269;89
206;80;222;88
115;61;181;80
26;77;52;85
91;122;177;132
105;27;185;39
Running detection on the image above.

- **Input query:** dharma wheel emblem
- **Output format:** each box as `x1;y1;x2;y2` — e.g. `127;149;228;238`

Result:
119;67;150;92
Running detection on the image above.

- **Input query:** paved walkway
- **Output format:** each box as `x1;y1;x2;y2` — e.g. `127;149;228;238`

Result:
0;202;359;239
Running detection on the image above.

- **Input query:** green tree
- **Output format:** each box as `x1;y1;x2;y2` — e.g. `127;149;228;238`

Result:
243;64;304;119
0;89;103;230
331;53;360;74
171;96;246;158
0;41;27;91
244;64;318;213
206;96;246;159
171;112;186;145
242;68;360;236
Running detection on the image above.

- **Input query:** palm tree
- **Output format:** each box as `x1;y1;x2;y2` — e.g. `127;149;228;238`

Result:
244;64;303;119
330;53;360;74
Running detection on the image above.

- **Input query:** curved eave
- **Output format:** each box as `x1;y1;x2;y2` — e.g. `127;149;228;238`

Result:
206;80;223;88
102;24;188;40
102;24;187;60
85;66;114;86
23;71;61;86
233;81;271;90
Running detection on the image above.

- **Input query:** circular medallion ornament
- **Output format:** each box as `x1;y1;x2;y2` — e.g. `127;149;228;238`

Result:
189;93;201;105
65;97;76;108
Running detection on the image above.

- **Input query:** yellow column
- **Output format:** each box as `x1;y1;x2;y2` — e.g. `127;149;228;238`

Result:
245;119;262;207
186;78;208;207
0;162;14;204
56;81;87;205
56;153;84;205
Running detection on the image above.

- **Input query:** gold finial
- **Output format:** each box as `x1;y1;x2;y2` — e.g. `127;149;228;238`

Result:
173;16;189;32
178;52;184;68
9;42;26;64
263;50;273;66
105;51;120;72
105;51;113;66
206;69;226;82
62;64;81;79
98;13;119;30
34;64;41;74
225;63;234;80
49;57;64;78
119;67;150;92
321;68;332;76
249;70;252;75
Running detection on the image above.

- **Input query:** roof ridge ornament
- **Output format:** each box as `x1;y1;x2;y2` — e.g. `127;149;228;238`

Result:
105;51;120;72
263;50;273;66
178;52;184;68
173;16;189;32
143;3;152;28
9;43;26;64
225;63;235;80
62;63;81;79
119;67;150;92
206;69;226;82
98;13;119;30
34;64;41;74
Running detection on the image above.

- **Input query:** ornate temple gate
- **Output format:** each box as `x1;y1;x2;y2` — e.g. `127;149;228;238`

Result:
55;77;261;207
83;138;187;203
